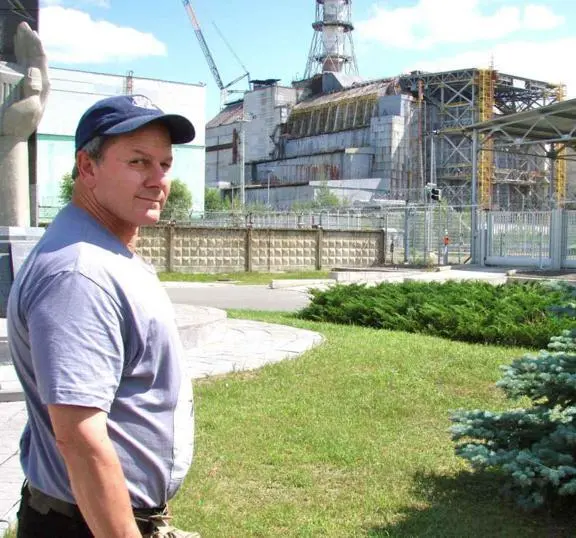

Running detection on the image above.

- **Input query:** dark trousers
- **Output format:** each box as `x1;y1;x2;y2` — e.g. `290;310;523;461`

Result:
16;483;164;537
16;485;94;538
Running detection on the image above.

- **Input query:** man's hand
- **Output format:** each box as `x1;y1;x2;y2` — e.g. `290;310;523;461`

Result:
1;21;50;139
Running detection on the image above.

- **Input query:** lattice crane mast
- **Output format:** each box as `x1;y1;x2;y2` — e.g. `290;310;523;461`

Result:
182;0;249;109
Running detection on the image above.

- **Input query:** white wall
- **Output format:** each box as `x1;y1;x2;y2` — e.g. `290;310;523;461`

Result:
205;85;298;189
38;68;207;213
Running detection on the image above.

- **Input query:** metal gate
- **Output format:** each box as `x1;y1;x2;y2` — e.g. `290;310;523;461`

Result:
480;209;576;269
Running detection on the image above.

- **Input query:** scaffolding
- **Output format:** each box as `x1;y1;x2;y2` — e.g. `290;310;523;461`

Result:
400;69;562;208
477;69;495;208
123;70;134;95
554;84;567;206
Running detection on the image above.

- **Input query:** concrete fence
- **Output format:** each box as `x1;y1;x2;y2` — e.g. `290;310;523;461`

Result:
137;225;391;273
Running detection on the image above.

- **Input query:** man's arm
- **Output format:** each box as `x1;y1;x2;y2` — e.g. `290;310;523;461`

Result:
48;404;142;538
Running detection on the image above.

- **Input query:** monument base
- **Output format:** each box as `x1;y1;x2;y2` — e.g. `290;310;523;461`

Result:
0;226;44;317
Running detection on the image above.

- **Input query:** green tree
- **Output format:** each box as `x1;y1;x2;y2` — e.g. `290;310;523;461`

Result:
204;187;225;211
451;282;576;510
291;182;342;212
162;178;192;221
59;172;74;205
314;182;341;209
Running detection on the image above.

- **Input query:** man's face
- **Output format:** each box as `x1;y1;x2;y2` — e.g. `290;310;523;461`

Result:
89;123;173;226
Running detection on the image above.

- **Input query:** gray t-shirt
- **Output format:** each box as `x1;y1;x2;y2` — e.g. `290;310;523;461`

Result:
7;204;194;508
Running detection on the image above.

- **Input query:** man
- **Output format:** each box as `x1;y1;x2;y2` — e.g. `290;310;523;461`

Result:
7;94;200;538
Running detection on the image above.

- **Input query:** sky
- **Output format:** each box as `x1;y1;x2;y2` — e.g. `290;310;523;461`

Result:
36;0;576;122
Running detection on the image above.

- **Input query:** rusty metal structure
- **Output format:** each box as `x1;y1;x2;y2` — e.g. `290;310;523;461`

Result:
399;69;563;207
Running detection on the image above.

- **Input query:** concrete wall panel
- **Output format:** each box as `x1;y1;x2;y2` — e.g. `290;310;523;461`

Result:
138;226;383;273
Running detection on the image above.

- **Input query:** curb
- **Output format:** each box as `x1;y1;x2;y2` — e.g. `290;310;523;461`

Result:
269;279;335;289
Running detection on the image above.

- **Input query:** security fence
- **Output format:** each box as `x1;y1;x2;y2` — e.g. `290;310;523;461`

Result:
480;210;576;270
40;203;474;268
134;206;474;271
42;202;576;271
174;207;473;267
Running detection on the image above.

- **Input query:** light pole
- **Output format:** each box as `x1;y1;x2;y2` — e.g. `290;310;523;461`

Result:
238;112;255;208
239;122;246;207
266;168;274;208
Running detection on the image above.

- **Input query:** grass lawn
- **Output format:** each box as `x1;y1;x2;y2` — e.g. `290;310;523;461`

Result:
158;270;331;285
169;311;576;537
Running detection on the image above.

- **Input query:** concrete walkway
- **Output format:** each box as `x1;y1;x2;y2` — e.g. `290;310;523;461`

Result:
0;306;323;535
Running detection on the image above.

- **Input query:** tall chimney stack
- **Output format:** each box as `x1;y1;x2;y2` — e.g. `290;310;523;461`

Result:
304;0;359;79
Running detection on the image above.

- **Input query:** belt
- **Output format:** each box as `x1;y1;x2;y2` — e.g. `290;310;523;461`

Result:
25;483;166;535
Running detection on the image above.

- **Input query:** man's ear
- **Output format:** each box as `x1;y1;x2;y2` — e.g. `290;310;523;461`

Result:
76;151;98;188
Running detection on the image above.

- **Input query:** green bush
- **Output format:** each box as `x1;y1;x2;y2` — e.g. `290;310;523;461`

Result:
451;283;576;509
299;280;573;348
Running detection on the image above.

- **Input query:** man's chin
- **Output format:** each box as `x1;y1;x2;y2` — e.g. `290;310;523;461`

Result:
135;210;162;225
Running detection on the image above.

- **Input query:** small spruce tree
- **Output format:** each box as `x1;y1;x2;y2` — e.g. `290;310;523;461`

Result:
451;282;576;510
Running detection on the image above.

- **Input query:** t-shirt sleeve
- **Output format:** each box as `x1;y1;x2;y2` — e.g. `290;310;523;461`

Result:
26;271;126;413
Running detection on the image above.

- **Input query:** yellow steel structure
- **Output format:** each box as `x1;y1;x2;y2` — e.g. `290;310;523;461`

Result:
554;84;567;206
477;69;495;209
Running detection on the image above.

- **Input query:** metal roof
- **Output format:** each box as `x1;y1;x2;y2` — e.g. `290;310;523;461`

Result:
465;97;576;147
293;78;400;111
206;100;244;129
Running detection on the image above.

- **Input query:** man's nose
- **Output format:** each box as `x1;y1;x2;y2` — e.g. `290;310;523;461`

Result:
144;162;168;186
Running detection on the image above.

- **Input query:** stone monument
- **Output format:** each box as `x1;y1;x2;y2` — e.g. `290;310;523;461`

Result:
0;0;49;316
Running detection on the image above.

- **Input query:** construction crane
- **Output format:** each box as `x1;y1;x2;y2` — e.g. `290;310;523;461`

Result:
182;0;249;110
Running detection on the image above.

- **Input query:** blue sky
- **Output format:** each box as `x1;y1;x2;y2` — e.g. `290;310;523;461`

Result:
38;0;576;121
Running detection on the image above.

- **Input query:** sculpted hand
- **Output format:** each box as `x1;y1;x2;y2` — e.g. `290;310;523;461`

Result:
0;21;50;139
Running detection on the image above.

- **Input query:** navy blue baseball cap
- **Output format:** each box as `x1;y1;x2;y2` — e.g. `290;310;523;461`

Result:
75;94;195;152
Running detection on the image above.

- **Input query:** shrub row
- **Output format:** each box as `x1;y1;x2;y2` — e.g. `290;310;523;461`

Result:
299;280;574;348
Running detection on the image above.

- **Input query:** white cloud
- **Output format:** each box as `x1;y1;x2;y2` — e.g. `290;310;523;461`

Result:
40;6;166;64
522;4;564;30
410;37;575;97
356;0;565;49
80;0;111;8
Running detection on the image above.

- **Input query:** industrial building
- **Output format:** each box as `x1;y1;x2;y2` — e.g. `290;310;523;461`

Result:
205;0;565;210
37;68;207;219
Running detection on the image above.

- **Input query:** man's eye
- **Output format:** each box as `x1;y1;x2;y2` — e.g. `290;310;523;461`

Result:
161;162;172;172
129;159;147;166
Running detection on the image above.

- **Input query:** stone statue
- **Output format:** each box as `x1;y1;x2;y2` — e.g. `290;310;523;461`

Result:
0;21;50;227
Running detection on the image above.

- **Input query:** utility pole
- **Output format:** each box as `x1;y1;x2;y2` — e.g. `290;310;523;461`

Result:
240;121;246;207
238;112;255;208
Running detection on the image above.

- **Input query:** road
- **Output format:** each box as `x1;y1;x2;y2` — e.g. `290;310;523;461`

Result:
164;283;314;312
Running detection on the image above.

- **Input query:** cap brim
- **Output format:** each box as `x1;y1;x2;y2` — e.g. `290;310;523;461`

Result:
103;113;196;144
